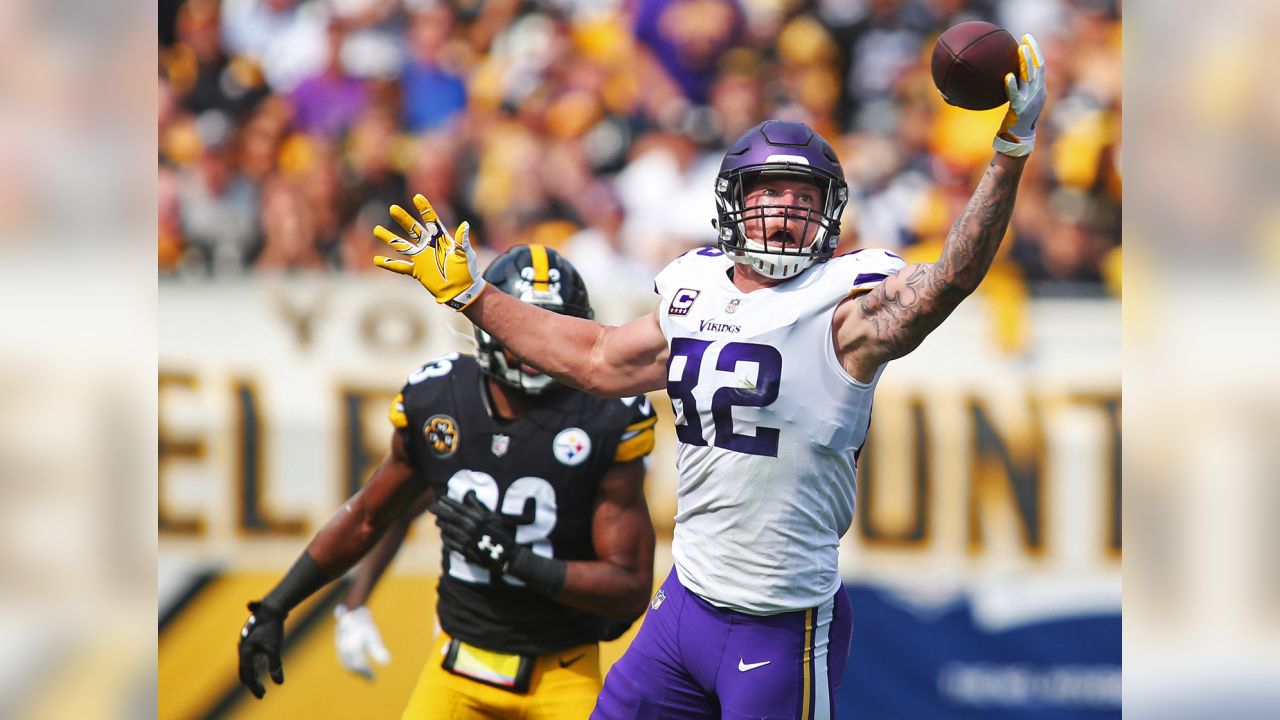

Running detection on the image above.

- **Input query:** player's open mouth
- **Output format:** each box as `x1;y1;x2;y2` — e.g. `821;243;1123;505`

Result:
766;229;800;248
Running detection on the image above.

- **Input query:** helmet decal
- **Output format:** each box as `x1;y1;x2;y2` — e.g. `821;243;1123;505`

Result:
528;243;552;291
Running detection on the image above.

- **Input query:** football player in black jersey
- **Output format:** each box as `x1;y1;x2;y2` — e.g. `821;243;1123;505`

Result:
237;245;658;718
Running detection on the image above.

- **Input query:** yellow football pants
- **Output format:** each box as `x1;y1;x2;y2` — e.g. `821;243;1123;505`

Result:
402;633;602;719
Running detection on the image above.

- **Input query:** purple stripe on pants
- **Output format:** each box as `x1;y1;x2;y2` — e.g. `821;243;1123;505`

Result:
592;567;854;719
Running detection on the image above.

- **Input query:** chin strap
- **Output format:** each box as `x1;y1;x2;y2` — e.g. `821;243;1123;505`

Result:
488;352;553;395
751;253;812;280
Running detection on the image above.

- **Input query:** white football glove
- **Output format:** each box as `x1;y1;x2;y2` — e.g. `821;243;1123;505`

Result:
993;33;1047;157
334;604;391;680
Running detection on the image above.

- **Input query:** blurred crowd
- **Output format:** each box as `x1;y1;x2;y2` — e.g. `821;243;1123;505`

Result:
158;0;1121;297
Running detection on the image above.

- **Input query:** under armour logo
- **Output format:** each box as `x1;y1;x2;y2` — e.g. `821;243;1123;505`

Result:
478;535;504;561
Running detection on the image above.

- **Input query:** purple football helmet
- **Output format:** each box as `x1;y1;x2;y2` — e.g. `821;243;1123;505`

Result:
714;120;849;279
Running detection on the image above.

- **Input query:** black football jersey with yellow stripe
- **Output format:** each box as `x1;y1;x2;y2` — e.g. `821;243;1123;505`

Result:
389;352;657;655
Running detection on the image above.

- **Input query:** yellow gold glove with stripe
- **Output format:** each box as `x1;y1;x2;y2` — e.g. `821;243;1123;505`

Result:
373;194;487;311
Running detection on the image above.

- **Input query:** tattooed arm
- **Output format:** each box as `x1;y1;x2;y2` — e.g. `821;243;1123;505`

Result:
833;154;1027;382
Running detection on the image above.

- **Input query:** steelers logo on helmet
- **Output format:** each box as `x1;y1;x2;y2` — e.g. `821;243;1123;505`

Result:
713;120;850;280
474;245;594;396
552;427;592;466
424;414;459;457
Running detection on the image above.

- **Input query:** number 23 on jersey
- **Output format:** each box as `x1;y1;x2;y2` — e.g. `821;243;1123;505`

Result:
444;469;557;587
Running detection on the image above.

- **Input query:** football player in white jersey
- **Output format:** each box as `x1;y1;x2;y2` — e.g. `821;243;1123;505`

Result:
371;35;1046;719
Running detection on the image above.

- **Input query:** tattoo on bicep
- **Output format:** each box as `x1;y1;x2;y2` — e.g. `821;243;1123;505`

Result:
859;265;940;356
860;157;1023;358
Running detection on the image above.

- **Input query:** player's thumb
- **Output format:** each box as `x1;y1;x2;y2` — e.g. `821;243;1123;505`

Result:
1004;73;1019;103
374;256;413;274
454;221;470;252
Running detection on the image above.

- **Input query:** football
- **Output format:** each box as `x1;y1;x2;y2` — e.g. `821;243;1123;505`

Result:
930;21;1020;111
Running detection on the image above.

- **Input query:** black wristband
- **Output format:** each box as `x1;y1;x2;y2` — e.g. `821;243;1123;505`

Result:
504;547;566;596
261;551;332;613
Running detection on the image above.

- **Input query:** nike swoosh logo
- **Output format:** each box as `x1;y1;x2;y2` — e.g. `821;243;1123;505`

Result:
738;659;771;672
559;653;586;668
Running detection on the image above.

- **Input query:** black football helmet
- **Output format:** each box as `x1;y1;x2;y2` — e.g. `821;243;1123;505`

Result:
475;245;593;395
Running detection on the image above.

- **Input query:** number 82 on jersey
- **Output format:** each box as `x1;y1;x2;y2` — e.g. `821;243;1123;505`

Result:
666;338;783;458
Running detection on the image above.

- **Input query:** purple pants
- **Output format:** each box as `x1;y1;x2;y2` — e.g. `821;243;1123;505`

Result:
592;567;853;719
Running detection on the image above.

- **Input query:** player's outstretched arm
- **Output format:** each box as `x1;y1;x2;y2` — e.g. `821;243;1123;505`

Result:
372;195;669;397
237;431;424;698
340;491;433;610
836;34;1045;381
333;491;435;680
468;295;669;397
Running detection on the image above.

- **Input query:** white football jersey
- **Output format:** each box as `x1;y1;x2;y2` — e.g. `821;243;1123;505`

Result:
655;247;905;614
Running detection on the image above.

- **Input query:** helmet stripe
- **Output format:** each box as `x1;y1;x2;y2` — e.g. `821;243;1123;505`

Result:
528;244;551;291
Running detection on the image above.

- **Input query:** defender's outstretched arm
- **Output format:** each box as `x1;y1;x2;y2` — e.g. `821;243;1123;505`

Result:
340;491;434;611
305;432;428;574
237;431;425;698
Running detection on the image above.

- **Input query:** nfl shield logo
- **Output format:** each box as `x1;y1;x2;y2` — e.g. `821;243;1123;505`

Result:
725;298;741;314
491;434;510;457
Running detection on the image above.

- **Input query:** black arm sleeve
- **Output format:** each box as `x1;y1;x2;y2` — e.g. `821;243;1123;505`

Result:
261;551;332;613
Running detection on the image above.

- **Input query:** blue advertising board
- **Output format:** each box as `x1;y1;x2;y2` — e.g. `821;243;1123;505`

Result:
838;583;1121;719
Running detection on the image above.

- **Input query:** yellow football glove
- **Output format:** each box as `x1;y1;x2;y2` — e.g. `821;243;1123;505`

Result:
994;34;1046;158
373;194;487;311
